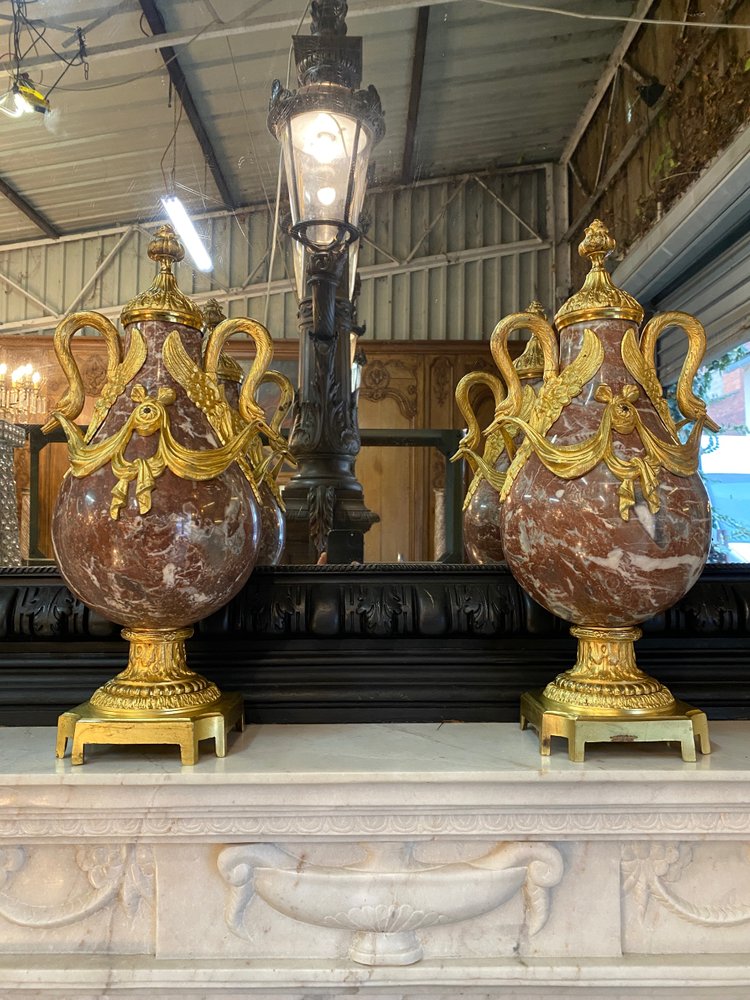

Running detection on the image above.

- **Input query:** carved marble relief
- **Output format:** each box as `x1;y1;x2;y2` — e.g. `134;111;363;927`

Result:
0;844;154;952
218;840;564;966
621;841;750;954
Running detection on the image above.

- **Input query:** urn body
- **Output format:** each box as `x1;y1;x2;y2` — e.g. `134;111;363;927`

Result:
52;319;260;629
500;317;711;626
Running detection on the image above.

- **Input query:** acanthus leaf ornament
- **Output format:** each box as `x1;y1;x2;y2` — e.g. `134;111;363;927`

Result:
495;326;604;505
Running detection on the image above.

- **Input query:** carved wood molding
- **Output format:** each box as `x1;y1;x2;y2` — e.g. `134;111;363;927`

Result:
359;359;418;419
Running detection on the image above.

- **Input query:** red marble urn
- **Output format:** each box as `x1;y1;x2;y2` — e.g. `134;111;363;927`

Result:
486;221;718;758
47;226;283;764
456;302;551;564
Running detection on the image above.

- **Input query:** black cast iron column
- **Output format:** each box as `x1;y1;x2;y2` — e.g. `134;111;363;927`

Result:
268;0;384;563
282;254;378;563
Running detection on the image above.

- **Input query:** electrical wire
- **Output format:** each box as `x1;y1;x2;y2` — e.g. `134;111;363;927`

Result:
475;0;750;30
160;95;184;195
4;0;89;100
44;4;277;94
23;0;750;98
264;0;312;324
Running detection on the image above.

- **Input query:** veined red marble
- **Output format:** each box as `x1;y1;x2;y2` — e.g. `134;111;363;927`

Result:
464;478;507;565
500;318;711;627
52;319;260;629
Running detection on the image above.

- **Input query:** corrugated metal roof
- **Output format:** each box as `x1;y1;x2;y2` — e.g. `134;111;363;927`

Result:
0;167;553;341
0;0;633;245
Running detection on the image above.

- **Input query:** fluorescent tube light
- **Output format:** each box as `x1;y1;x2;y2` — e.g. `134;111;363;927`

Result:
161;195;212;272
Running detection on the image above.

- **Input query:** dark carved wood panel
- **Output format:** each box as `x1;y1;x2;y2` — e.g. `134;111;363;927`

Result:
0;564;748;727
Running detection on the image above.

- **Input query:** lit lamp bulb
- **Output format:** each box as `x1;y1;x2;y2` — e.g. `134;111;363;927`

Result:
317;186;337;206
0;89;30;119
32;371;41;385
0;363;7;377
301;114;344;164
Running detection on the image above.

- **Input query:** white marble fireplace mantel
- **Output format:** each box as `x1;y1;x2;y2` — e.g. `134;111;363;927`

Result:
1;721;749;999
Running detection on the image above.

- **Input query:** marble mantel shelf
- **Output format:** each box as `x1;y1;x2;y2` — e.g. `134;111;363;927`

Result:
2;722;750;841
1;723;750;999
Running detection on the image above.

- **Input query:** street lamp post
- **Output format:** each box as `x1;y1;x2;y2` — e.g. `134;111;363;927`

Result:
268;0;384;563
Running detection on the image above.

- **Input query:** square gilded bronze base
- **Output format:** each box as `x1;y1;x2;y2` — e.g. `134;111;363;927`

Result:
520;690;711;763
56;692;245;766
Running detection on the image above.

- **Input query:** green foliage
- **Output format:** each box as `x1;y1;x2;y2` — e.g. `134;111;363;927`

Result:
693;344;750;409
651;142;679;182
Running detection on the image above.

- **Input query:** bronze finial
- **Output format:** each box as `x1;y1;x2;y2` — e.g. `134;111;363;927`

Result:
200;298;243;383
525;299;548;319
513;300;549;378
148;224;185;269
121;225;203;330
578;219;616;268
554;219;643;332
201;298;226;333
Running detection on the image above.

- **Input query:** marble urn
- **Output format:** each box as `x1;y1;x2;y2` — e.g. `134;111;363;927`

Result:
46;226;283;764
483;220;718;761
456;301;551;564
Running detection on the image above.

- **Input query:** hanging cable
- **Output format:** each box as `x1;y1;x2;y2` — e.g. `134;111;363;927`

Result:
264;0;312;326
475;0;750;30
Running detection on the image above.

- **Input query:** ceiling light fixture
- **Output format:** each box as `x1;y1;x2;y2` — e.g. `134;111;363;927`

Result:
0;359;45;418
161;195;212;272
0;75;49;119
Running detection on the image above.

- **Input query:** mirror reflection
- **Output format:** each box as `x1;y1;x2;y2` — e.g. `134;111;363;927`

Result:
0;0;746;566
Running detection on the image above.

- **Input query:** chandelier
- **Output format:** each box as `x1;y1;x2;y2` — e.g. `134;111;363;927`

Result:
0;361;45;420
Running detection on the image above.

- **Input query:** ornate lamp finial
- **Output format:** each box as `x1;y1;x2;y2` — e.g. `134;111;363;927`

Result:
311;0;348;36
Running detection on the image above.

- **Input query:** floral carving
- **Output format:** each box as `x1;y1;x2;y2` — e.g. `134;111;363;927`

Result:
0;845;153;928
360;360;418;419
432;357;452;407
622;842;750;926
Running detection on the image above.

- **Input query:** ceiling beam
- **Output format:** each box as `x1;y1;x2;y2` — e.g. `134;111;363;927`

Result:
563;7;739;242
560;0;657;166
401;6;430;185
16;0;465;75
0;175;60;240
137;0;236;212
